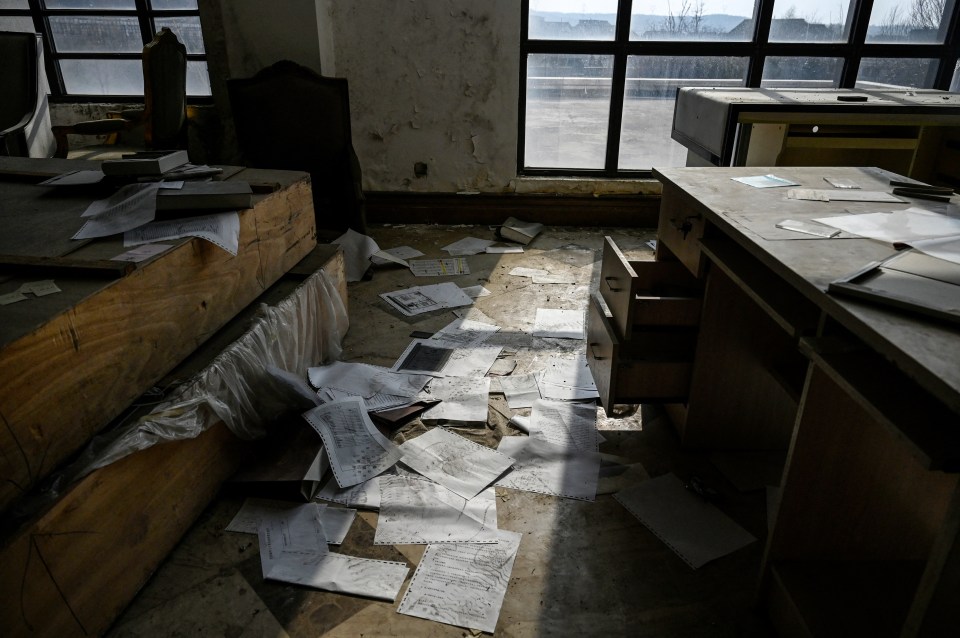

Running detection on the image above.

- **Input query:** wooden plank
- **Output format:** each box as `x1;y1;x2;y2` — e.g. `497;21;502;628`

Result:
0;166;317;514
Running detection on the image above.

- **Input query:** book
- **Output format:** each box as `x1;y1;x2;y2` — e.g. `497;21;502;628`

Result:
101;149;190;176
498;216;543;245
155;181;253;212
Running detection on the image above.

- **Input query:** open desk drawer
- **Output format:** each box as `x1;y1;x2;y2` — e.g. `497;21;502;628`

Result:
587;292;695;414
599;236;703;340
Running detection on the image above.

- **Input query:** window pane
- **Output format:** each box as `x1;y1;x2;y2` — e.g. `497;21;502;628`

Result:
186;60;210;96
631;0;757;41
856;57;937;89
768;0;850;42
761;57;842;88
867;0;951;43
156;17;204;53
152;0;198;9
46;1;135;8
0;1;30;9
619;56;747;170
60;59;142;94
525;53;614;169
528;0;618;40
49;16;142;53
0;17;34;31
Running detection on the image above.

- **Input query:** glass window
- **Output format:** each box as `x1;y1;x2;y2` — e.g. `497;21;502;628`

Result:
60;59;143;94
769;0;851;43
0;16;34;30
620;56;747;170
528;0;619;41
867;0;952;43
49;16;143;54
46;0;135;8
155;16;205;54
525;53;614;169
761;56;843;88
152;0;198;9
0;1;29;9
631;0;757;41
856;57;938;89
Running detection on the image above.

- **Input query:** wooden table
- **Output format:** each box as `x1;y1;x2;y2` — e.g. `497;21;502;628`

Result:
649;166;960;637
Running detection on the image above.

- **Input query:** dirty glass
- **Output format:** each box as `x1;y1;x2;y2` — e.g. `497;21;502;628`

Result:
45;1;134;8
0;1;29;8
528;0;618;40
867;0;952;43
630;0;757;41
856;57;937;89
186;60;211;96
760;57;843;88
155;16;205;53
60;59;142;94
0;16;33;30
525;53;614;169
767;0;851;43
49;16;142;53
151;0;198;9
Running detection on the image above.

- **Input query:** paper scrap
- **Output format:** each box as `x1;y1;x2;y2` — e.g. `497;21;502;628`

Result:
495;436;601;501
73;182;162;239
19;280;61;297
111;243;172;262
614;473;756;569
731;175;799;188
420;376;491;423
124;212;240;255
409;258;470;276
399;427;515;500
0;291;27;305
333;228;381;282
267;552;410;602
380;282;473;316
397;529;522;633
442;236;495;255
533;308;585;339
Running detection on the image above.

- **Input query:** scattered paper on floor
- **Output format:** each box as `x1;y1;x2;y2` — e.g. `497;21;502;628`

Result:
533;308;585;339
420;376;491;423
380;281;473;316
316;475;383;510
308;361;431;399
267;552;410;602
496;436;601;501
499;373;542;409
537;354;599;400
530;399;599;452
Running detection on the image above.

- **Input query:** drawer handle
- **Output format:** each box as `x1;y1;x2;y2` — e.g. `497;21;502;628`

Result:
669;215;700;239
589;343;605;360
603;276;621;292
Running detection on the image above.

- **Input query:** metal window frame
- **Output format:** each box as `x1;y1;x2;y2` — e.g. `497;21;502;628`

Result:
0;0;209;103
519;0;960;177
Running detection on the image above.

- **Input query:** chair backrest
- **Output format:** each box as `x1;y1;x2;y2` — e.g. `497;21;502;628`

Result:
0;32;41;154
142;27;187;149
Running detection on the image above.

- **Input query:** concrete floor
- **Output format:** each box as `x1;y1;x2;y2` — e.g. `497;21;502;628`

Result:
105;224;775;637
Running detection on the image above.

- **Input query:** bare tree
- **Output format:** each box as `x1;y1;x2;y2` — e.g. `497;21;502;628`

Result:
911;0;946;30
880;5;911;37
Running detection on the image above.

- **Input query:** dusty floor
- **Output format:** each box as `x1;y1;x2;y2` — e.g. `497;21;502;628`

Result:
105;224;775;637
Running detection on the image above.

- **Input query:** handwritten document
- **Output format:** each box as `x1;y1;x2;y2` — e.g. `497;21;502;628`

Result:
308;361;431;399
409;258;470;276
124;212;240;255
537;354;598;400
375;473;498;544
399;427;515;500
499;373;541;409
495;436;601;502
530;399;599;452
303;399;402;488
73;182;162;239
420;376;491;423
256;502;328;578
267;551;410;602
397;529;522;633
227;498;355;545
315;475;383;510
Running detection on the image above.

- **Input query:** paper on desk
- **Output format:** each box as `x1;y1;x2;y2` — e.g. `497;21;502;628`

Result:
308;361;431;399
420;376;491;423
499;373;542;409
533;308;585;339
788;189;903;203
814;207;960;244
399;426;515;500
333;228;381;282
316;474;383;510
267;551;410;602
496;436;601;501
111;243;171;262
227;498;356;545
38;169;105;186
442;236;494;255
380;281;473;316
256;502;328;578
614;473;756;569
904;235;960;266
409;258;470;276
531;399;599;452
393;339;503;378
124;212;240;255
73;182;162;239
537;354;599;400
731;174;799;188
371;245;423;266
18;280;61;297
397;529;522;633
375;473;499;544
303;399;402;488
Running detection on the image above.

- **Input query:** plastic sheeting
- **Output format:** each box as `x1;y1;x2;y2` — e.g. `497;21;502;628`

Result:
72;267;348;478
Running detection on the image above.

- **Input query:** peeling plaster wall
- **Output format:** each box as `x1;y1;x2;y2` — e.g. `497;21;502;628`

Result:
326;1;520;192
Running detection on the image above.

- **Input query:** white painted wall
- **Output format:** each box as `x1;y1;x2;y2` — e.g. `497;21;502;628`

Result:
324;1;521;192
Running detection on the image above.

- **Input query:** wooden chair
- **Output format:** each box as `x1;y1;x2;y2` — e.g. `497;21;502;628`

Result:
0;31;56;157
227;60;367;234
52;28;190;159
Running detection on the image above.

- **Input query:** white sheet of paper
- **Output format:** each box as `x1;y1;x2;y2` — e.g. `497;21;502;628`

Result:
380;282;473;316
333;228;381;282
530;399;599;452
316;475;383;510
303;399;402;488
267;551;409;602
461;284;492;298
814;208;960;244
256;503;328;577
495;436;601;501
409;258;470;276
308;361;431;399
442;236;494;255
19;280;61;297
371;245;424;265
227;498;355;544
124;212;240;255
375;473;498;544
532;273;577;284
486;245;523;254
789;188;903;202
397;529;522;633
509;266;548;278
533;308;585;339
399;427;515;500
906;234;960;266
38;169;105;186
320;387;413;412
0;292;27;305
429;317;500;347
111;243;171;262
731;174;798;188
420;376;491;423
499;373;542;409
614;473;756;569
73;182;161;239
537;354;598;401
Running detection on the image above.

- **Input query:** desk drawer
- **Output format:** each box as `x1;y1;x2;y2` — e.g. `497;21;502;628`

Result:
587;292;694;414
599;236;703;339
657;183;707;277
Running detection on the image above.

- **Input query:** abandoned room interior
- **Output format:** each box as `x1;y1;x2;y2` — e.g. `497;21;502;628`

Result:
2;1;960;636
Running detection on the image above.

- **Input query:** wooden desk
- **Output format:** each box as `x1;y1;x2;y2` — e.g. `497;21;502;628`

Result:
649;166;960;637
